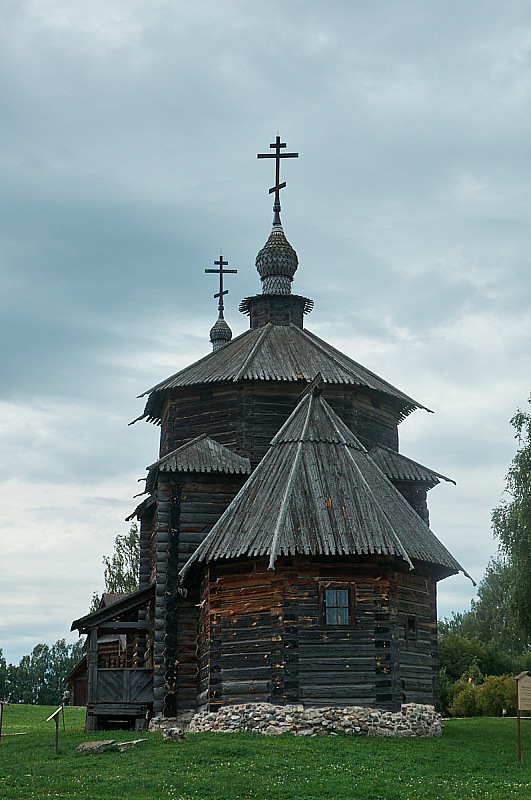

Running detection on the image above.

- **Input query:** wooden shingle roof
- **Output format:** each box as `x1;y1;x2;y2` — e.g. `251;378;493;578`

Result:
137;323;430;423
145;434;251;493
368;445;455;489
180;388;469;583
71;584;156;633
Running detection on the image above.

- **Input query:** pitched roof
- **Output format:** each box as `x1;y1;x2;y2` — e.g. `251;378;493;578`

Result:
180;388;469;583
136;323;430;423
71;584;156;633
100;593;128;608
144;434;251;493
368;445;455;489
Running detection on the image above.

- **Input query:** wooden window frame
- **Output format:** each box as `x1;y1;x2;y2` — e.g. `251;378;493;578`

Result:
406;615;418;645
319;583;355;626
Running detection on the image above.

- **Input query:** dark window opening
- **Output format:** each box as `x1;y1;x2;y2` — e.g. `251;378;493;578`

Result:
406;616;418;644
371;397;381;408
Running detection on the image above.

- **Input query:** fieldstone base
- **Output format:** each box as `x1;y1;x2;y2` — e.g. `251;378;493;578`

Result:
188;702;442;737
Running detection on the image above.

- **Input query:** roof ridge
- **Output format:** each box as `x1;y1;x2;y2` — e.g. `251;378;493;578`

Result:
369;444;456;485
294;325;431;411
232;323;273;382
291;324;355;383
341;444;414;568
146;433;208;470
320;397;366;450
138;327;254;398
268;392;314;570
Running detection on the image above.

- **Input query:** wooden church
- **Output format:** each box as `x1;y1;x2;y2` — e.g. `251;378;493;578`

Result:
72;138;470;731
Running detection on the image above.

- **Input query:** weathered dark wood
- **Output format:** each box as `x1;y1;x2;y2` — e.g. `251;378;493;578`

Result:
98;622;153;632
192;555;442;712
160;382;401;468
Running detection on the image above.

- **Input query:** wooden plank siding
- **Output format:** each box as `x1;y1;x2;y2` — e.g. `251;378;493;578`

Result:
195;556;439;713
159;382;401;468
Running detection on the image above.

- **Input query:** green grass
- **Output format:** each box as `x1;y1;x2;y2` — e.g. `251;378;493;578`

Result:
0;706;530;799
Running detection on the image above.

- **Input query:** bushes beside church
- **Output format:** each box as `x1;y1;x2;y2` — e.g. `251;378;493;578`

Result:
445;675;517;718
438;633;525;717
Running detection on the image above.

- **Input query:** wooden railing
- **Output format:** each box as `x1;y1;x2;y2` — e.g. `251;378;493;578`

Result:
91;668;153;705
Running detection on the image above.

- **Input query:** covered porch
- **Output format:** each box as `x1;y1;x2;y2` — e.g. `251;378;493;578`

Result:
71;583;155;730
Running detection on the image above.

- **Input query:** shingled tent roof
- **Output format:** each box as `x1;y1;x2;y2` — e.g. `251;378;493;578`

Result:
180;385;469;583
145;434;251;493
368;445;455;490
136;323;430;423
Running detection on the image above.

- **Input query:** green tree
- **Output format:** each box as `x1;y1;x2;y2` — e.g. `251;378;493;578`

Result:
492;398;531;640
439;557;524;653
7;640;84;705
438;633;485;683
471;556;526;656
92;523;140;607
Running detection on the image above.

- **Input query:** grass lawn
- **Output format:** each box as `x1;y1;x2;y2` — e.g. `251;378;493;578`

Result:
0;705;530;799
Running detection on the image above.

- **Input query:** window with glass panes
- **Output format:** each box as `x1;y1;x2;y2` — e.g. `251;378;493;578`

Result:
324;587;350;625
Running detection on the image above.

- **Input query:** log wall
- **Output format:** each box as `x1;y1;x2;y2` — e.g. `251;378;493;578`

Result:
392;568;440;709
195;556;440;713
140;471;246;715
160;382;400;466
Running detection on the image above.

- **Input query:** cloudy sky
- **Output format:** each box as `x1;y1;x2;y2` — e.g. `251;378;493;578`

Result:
1;0;530;663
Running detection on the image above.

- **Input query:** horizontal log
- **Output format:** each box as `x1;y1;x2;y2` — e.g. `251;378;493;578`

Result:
221;680;271;694
98;622;153;632
87;702;149;715
220;667;271;682
300;685;376;698
298;657;375;670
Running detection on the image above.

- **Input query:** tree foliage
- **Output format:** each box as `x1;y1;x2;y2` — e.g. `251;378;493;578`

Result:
92;523;140;608
492;398;531;638
439;556;527;658
438;400;531;715
1;639;84;704
448;676;517;718
103;522;140;594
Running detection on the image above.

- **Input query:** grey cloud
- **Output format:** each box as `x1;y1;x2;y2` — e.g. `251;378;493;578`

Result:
1;0;530;660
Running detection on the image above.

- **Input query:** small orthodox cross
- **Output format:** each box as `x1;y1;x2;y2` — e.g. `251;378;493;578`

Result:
205;253;237;316
257;135;298;225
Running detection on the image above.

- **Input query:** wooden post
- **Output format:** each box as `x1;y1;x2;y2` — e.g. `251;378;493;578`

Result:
516;671;531;762
517;678;521;763
87;628;98;704
0;701;5;742
46;708;62;754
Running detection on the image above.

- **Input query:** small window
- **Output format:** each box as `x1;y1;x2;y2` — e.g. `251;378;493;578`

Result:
406;616;418;644
321;587;353;626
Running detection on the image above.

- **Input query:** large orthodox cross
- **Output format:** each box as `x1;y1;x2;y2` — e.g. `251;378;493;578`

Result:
205;254;237;316
257;135;298;225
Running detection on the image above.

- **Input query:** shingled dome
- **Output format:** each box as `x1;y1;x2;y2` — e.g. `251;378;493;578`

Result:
256;223;298;294
180;385;469;582
209;315;232;351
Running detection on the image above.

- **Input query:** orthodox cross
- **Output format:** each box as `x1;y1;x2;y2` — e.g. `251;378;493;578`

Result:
257;135;298;225
205;253;237;317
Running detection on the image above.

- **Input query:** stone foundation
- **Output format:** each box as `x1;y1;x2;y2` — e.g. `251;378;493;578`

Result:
185;703;441;737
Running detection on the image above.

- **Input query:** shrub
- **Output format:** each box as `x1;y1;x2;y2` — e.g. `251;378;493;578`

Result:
439;667;452;716
448;681;478;717
476;675;516;716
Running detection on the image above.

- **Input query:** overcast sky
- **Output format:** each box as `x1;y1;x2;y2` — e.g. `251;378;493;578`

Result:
1;0;530;664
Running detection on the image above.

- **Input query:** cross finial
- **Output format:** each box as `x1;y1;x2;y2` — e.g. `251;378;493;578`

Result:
257;135;298;225
205;253;237;317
